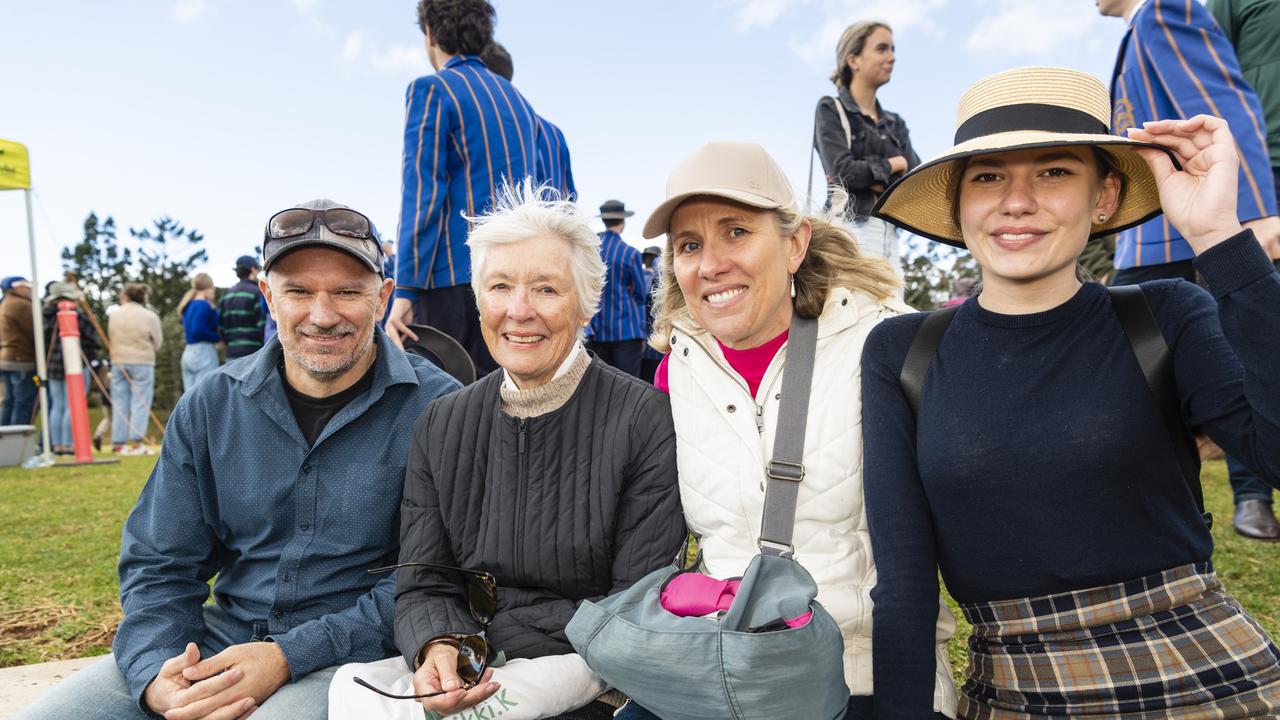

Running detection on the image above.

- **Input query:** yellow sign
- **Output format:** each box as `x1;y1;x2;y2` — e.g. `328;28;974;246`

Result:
0;139;31;190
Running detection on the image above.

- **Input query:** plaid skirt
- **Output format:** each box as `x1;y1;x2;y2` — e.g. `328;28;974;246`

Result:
958;562;1280;718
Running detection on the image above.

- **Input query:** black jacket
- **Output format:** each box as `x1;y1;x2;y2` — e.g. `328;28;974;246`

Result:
42;303;100;381
394;358;686;665
814;86;920;219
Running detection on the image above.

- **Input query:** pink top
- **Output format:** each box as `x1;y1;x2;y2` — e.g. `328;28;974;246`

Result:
654;329;789;397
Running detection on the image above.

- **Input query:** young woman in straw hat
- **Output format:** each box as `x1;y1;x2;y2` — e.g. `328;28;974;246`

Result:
814;21;918;278
863;66;1280;718
614;141;958;719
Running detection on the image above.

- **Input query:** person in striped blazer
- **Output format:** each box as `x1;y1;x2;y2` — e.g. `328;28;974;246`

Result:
479;41;577;200
387;0;540;376
588;201;649;378
1101;0;1280;540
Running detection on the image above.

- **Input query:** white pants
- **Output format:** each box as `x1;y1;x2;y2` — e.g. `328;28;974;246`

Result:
329;654;607;720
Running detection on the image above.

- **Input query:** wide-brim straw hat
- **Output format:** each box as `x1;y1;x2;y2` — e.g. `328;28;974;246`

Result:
872;66;1177;248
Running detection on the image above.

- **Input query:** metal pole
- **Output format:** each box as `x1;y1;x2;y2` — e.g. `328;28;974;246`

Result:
25;188;53;463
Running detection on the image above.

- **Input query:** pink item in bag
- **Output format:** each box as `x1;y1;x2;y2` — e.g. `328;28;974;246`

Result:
660;573;812;628
660;573;742;616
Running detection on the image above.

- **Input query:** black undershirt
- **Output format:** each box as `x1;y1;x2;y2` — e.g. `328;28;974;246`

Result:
279;360;376;446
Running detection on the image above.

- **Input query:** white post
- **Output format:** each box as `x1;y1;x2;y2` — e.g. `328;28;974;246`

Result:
25;188;52;462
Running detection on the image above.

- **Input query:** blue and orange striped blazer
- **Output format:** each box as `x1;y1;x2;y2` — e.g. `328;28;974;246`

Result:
1110;0;1276;269
535;116;576;200
395;55;540;294
590;230;649;343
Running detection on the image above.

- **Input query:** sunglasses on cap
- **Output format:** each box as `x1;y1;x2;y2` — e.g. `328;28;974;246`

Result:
353;561;496;700
265;206;376;244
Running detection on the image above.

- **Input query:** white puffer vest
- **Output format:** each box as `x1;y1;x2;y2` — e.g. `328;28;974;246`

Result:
666;287;959;716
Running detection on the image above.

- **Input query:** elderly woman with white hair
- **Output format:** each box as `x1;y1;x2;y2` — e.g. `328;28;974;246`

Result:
328;184;686;720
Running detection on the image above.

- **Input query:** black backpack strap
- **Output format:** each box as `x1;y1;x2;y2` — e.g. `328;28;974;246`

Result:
1108;285;1211;526
898;306;959;415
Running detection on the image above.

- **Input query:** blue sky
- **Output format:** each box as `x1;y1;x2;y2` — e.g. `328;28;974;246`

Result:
5;0;1133;287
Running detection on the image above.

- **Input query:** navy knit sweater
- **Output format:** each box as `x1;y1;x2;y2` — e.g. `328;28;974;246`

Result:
861;232;1280;719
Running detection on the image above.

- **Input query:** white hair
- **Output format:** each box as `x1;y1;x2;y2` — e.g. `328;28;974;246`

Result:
466;180;606;322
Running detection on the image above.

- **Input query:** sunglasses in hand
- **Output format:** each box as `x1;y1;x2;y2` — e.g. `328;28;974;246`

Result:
353;561;496;700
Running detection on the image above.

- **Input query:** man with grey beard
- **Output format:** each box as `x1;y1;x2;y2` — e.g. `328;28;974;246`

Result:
14;200;460;720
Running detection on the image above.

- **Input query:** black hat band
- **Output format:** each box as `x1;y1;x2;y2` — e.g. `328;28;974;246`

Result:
954;103;1108;145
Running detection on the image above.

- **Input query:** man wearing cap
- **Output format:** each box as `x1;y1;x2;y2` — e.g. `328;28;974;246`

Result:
219;255;267;360
1100;0;1280;539
14;200;460;720
0;277;37;426
386;0;539;376
588;200;649;377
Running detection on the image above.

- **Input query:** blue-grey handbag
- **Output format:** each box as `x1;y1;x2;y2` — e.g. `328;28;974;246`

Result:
566;315;849;720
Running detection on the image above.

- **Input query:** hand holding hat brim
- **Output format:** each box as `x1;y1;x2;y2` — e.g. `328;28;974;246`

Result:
1126;115;1243;253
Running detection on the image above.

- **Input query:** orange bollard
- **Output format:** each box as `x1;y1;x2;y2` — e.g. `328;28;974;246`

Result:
56;300;93;463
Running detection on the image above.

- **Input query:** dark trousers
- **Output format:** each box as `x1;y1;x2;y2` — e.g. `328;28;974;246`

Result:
407;284;497;377
589;339;643;378
1111;259;1274;505
1;369;38;426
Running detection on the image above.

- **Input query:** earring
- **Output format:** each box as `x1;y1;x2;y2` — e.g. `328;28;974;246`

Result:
790;275;796;299
1097;213;1108;223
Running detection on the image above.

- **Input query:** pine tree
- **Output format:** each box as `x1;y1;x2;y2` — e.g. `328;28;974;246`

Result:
131;217;207;320
60;212;132;325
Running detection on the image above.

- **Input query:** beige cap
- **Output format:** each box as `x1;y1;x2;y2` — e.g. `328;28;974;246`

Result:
642;141;797;239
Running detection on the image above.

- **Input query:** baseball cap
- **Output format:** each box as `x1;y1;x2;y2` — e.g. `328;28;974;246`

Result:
235;255;261;271
262;199;384;275
642;141;797;239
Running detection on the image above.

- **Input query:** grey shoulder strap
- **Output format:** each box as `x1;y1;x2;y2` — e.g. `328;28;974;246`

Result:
759;314;819;556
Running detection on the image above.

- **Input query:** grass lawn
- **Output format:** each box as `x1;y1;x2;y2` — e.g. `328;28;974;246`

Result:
1;455;1277;684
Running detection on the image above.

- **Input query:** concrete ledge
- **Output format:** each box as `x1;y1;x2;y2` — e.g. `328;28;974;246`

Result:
0;656;102;719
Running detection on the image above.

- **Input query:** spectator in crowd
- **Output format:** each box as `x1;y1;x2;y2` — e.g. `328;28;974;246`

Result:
639;245;662;383
178;273;220;392
220;255;266;360
1100;0;1280;540
479;41;577;200
42;279;99;455
588;200;648;377
329;183;682;720
0;276;37;426
941;276;978;308
108;283;162;456
1209;0;1280;538
14;198;459;720
815;20;919;278
386;0;540;377
866;66;1280;718
626;142;957;720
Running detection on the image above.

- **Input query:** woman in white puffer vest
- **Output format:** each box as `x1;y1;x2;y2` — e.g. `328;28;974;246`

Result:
618;142;958;720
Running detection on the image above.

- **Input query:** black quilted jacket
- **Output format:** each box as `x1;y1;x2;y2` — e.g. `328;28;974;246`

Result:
394;358;686;665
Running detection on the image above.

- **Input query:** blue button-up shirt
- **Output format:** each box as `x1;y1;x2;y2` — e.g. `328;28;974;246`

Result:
396;55;540;294
589;230;649;343
113;328;459;704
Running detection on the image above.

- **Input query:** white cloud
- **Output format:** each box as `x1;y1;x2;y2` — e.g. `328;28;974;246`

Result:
341;31;365;64
369;44;428;76
291;0;319;12
719;0;811;31
171;0;211;22
963;0;1106;59
787;0;950;71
